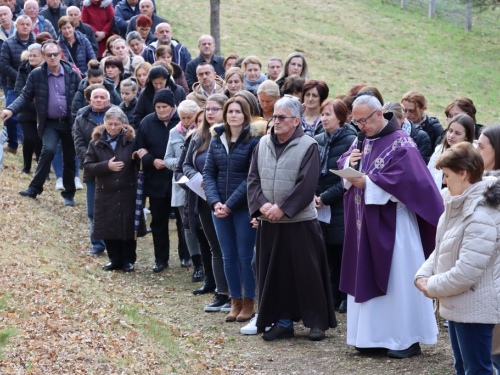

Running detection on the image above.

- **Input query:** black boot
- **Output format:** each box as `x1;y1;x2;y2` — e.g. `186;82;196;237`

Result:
191;254;204;282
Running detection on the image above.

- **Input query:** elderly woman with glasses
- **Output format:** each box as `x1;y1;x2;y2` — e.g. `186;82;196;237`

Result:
84;107;146;272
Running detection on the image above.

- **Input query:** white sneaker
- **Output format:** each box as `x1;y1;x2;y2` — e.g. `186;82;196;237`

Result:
239;314;272;335
55;177;64;190
74;177;83;190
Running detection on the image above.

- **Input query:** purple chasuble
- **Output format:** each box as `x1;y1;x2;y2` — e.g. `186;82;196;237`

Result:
337;114;444;303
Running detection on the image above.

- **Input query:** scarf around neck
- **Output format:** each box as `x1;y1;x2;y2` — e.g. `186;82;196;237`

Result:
244;73;267;94
320;127;344;176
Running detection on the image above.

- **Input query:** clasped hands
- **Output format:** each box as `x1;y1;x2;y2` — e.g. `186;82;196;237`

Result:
260;202;284;221
415;277;432;299
136;148;165;170
214;202;231;218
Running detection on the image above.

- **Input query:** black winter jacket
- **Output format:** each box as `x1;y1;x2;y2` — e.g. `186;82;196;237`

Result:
119;97;138;128
71;77;122;121
408;121;432;164
315;124;357;245
58;30;96;74
185;54;225;92
203;123;265;211
14;59;36;123
8;60;81;137
0;31;35;90
73;104;115;182
84;124;146;240
420;115;444;149
39;6;67;37
134;111;180;198
75;21;99;57
114;0;140;37
132;81;186;128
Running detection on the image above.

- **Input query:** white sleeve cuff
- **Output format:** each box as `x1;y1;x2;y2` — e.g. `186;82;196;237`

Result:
343;156;352;190
365;177;394;205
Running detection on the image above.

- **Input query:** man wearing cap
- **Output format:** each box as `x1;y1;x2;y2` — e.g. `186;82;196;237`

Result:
1;41;82;206
135;89;180;273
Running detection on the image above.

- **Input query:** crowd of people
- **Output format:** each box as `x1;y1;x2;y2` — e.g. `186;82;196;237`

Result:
1;0;500;372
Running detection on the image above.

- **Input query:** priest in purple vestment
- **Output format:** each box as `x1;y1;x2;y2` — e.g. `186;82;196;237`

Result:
337;94;444;359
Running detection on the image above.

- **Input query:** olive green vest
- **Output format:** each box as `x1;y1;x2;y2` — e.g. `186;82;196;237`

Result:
257;134;317;223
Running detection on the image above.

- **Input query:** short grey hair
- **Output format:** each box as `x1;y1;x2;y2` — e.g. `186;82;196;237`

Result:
257;80;280;98
178;100;199;116
66;6;80;15
126;31;142;44
274;96;301;118
91;88;110;100
139;0;154;7
27;43;42;52
352;95;383;112
105;107;128;124
23;0;38;10
0;6;12;15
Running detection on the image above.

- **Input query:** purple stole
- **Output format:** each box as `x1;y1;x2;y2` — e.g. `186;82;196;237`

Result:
338;127;444;303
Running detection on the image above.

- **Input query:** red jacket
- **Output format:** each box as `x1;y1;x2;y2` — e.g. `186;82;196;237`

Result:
81;0;114;58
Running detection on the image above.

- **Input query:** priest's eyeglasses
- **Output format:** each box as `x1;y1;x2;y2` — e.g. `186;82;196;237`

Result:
352;110;377;127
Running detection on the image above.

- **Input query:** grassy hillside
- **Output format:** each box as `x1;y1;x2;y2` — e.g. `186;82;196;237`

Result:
162;0;500;124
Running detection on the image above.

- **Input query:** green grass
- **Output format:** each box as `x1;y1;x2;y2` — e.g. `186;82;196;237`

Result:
159;0;500;124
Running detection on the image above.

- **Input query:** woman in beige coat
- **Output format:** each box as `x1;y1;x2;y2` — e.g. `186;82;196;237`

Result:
415;142;500;375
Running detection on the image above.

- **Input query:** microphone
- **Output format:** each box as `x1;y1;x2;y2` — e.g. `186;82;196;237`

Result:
354;132;365;171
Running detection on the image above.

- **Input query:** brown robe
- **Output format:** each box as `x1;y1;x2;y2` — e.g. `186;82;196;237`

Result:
247;126;337;333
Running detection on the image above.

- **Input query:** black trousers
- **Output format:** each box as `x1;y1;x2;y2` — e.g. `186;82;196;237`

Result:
149;195;171;265
29;121;76;198
19;121;42;173
194;226;215;285
173;207;189;262
104;239;137;265
325;243;346;306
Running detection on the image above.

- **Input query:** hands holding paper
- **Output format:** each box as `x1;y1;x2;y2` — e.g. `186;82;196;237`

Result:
346;176;366;189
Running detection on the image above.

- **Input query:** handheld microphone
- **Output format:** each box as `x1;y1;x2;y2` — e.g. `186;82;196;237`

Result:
354;132;365;171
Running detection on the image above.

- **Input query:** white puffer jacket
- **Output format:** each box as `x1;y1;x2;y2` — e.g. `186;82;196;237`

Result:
416;177;500;324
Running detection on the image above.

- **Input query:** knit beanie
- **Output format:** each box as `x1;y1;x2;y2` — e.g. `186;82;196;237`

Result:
153;89;175;107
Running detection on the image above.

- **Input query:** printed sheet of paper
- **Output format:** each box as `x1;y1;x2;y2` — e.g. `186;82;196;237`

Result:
185;172;207;201
330;167;364;179
317;205;331;224
175;175;189;184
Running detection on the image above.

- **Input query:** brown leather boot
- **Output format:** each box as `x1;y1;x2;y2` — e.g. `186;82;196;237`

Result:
236;298;255;322
225;298;242;322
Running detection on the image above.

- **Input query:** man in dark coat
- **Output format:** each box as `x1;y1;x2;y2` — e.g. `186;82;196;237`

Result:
0;15;34;154
114;0;140;37
126;0;164;35
74;87;114;255
67;6;99;57
185;35;225;91
39;0;67;37
2;42;82;206
71;76;122;121
135;89;180;273
247;96;337;341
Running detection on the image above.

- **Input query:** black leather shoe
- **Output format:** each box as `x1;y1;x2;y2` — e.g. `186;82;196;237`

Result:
308;328;326;341
387;343;421;359
192;282;216;295
123;263;135;272
192;266;204;282
102;262;121;271
262;324;294;341
19;188;37;198
339;300;347;313
153;262;167;273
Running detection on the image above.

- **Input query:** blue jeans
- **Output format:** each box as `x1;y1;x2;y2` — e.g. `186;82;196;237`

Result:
448;321;494;375
52;141;80;178
86;180;106;251
5;90;19;149
212;209;256;299
492;354;500;372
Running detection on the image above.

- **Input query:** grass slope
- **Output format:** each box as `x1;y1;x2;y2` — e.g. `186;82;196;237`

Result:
165;0;500;124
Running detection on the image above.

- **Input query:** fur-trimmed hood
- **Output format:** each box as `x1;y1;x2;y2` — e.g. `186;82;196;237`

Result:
82;0;113;8
482;175;500;208
91;124;135;143
209;117;267;138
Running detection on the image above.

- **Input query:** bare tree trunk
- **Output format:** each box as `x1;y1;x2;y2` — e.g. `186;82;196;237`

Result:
210;0;221;55
429;0;436;18
401;0;407;9
465;1;473;31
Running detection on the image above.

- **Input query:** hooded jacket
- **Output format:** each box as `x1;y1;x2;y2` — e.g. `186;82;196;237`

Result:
416;177;500;324
203;120;266;211
141;39;192;72
84;124;146;240
186;76;225;108
81;0;114;58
